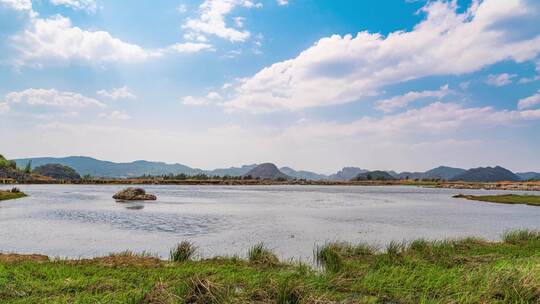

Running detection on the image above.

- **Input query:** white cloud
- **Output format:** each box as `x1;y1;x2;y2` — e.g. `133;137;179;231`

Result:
183;0;262;43
97;86;137;100
308;102;535;139
518;90;540;110
375;84;450;113
182;91;222;106
2;88;106;110
276;0;288;6
0;0;32;11
207;91;223;100
9;100;540;173
459;81;471;90
168;42;214;53
223;0;540;112
234;17;245;28
485;73;516;87
49;0;98;13
519;75;540;84
177;4;187;13
99;110;131;120
0;102;10;114
11;15;161;66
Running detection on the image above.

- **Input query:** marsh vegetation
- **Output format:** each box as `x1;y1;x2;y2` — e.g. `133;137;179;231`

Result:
1;230;540;303
454;194;540;206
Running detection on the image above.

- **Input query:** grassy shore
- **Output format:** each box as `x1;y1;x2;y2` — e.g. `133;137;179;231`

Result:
0;190;27;201
1;231;540;303
454;194;540;206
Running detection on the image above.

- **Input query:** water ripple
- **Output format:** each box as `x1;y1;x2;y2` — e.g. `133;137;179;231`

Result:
47;209;229;236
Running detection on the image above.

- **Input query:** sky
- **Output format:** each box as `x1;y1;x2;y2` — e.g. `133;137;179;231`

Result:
0;0;539;174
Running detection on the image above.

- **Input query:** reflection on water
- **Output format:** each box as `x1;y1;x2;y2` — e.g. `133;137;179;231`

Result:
125;204;145;210
0;184;539;260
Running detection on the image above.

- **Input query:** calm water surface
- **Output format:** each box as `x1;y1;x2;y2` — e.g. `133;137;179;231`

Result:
1;185;539;260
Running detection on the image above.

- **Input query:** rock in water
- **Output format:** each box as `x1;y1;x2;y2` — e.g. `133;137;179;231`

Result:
113;187;157;201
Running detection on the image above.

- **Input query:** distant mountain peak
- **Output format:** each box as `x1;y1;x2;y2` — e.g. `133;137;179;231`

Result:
329;167;368;181
244;163;289;180
452;166;520;182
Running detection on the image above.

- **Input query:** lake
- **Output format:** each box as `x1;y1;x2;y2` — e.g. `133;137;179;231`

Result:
1;184;539;261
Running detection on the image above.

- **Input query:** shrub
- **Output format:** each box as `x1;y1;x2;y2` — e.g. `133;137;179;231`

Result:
10;187;20;193
170;241;197;262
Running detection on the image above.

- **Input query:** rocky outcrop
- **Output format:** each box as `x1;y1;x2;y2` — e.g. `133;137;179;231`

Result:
113;188;157;201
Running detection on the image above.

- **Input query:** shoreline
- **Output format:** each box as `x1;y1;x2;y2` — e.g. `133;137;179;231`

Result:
2;178;540;191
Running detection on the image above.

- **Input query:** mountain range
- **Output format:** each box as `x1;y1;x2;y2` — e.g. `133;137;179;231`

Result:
13;156;540;182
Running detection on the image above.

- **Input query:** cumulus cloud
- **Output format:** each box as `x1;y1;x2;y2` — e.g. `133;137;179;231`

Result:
182;91;222;106
8;11;212;66
276;0;288;6
183;0;262;43
97;86;137;100
2;88;106;111
518;90;540;110
11;15;161;66
168;42;214;53
375;84;450;113
223;0;540;112
0;0;32;11
10;99;540;173
49;0;98;13
485;73;516;87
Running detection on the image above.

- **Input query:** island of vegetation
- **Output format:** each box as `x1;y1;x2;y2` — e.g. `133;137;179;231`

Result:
454;194;540;206
0;187;27;201
0;230;539;303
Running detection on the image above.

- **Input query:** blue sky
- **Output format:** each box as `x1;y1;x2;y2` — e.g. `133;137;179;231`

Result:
0;0;539;173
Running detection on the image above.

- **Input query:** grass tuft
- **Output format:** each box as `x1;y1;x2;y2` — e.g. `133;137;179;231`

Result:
247;243;279;265
185;276;228;304
140;281;177;304
170;241;197;262
314;242;376;272
502;229;540;245
386;241;406;257
276;277;304;304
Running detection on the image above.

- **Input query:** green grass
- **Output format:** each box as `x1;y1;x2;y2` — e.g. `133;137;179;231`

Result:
170;241;198;262
453;194;540;206
1;230;540;303
0;190;27;201
503;229;540;245
247;243;279;266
